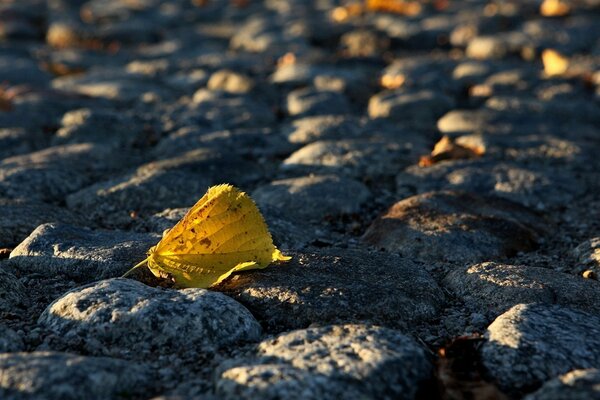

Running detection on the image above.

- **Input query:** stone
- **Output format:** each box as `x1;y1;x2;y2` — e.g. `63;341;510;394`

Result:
368;89;454;127
481;303;600;395
0;143;127;203
362;191;545;264
396;160;583;210
282;136;427;179
0;325;23;353
207;70;255;94
283;115;363;144
286;87;351;117
524;369;600;400
444;262;600;318
0;351;154;400
8;223;158;282
38;278;262;359
573;237;600;270
0;54;51;86
52;108;150;148
339;29;388;58
0;268;28;315
0;199;84;248
252;175;371;223
66;148;264;228
216;325;433;400
216;249;445;332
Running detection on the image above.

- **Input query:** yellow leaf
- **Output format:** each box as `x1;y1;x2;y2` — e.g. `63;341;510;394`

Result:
123;184;290;288
542;49;569;77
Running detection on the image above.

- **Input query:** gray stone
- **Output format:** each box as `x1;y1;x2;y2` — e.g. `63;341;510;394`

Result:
66;148;263;228
573;237;600;269
396;160;583;210
8;223;157;282
0;268;27;315
0;325;23;353
216;324;433;400
216;249;445;332
444;262;600;318
481;303;600;395
362;191;545;264
524;369;600;400
283;136;426;179
0;55;51;86
283;115;363;144
0;199;84;248
286;87;351;117
38;278;261;359
368;89;454;127
437;109;495;135
52;108;150;148
252;175;371;223
0;351;154;400
339;29;388;58
0;143;127;203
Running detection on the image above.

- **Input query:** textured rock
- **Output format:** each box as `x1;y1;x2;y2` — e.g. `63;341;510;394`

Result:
38;279;262;359
444;262;600;318
0;199;83;248
8;223;157;281
216;325;433;400
524;369;600;400
0;351;153;400
286;87;351;117
368;89;454;127
362;191;545;264
0;268;28;315
0;143;127;203
0;325;24;353
66;149;263;227
573;237;600;270
207;69;255;94
481;303;600;395
396;160;583;210
252;175;371;222
216;249;445;332
283;115;363;144
283;136;426;179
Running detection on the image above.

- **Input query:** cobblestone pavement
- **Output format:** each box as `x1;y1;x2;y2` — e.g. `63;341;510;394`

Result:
1;0;599;399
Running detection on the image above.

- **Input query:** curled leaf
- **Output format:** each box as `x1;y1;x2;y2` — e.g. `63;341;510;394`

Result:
124;184;290;288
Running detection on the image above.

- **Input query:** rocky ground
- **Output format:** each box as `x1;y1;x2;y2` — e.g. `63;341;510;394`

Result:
1;0;599;399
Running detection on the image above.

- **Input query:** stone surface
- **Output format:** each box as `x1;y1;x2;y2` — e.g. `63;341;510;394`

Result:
368;89;454;127
38;278;262;359
573;237;600;270
286;87;351;117
216;325;433;400
252;175;371;223
283;136;427;179
524;369;600;400
216;249;445;332
8;223;157;282
444;262;600;318
481;303;600;395
0;325;24;353
396;160;583;210
0;269;28;315
0;351;153;400
66;149;264;227
283;115;363;144
0;199;83;248
362;191;545;264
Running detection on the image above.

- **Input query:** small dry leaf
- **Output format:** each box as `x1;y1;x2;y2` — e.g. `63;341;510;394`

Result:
123;184;290;288
540;0;571;17
419;135;485;167
542;49;569;77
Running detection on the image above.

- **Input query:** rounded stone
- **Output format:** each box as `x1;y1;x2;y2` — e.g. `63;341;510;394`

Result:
38;278;262;359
